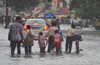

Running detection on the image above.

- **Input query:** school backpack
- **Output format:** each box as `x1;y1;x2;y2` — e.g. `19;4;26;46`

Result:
24;31;34;46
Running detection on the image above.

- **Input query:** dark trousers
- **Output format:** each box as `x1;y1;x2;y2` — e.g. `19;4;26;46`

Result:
11;41;21;55
48;36;53;53
59;41;62;53
66;37;72;53
58;24;60;31
25;46;32;55
40;47;45;54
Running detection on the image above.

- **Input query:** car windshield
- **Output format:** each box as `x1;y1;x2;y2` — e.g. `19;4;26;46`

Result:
26;20;45;25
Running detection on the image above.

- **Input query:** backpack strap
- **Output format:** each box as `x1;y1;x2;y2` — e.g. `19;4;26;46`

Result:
29;31;31;34
25;30;31;34
25;30;31;37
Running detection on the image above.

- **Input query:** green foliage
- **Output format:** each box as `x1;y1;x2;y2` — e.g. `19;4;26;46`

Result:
41;0;64;3
41;0;52;3
60;0;66;4
9;0;40;12
69;0;100;19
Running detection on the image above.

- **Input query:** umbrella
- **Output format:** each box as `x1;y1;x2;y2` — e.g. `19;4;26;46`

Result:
44;13;56;20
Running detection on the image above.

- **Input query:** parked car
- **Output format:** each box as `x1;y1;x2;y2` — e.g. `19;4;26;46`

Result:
24;19;48;35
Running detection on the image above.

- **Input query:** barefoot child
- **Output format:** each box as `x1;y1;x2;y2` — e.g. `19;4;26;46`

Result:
34;32;48;54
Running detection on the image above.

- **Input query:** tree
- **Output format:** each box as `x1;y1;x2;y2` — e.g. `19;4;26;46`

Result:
41;0;64;3
60;0;66;3
40;0;52;3
69;0;100;19
9;0;40;12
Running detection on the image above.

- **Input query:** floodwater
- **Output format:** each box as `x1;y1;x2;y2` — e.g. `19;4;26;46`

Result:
0;24;100;65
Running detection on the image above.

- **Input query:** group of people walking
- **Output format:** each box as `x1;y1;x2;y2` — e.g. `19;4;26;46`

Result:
9;16;76;57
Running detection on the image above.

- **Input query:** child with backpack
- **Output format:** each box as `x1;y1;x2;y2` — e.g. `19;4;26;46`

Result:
34;32;48;55
23;25;37;56
53;30;62;55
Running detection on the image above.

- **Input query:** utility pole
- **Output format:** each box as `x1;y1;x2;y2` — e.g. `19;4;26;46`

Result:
5;0;8;28
11;3;12;23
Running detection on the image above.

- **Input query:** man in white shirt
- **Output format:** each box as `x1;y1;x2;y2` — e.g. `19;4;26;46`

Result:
47;17;52;27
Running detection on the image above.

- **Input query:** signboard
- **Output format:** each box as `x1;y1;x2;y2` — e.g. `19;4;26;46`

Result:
51;6;56;13
51;6;56;10
0;7;11;16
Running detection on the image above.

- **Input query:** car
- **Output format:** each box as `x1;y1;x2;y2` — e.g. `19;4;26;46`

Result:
24;19;48;36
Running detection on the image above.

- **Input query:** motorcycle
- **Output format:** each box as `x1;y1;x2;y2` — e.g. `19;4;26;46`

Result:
64;33;83;54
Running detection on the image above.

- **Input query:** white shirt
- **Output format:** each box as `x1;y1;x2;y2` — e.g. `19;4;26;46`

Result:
47;26;58;36
22;29;30;39
47;19;52;26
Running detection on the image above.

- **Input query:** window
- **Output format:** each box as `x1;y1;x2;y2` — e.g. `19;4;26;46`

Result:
54;1;56;6
63;2;67;8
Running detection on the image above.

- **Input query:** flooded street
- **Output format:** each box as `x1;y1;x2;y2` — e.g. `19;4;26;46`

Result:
0;24;100;65
0;0;100;64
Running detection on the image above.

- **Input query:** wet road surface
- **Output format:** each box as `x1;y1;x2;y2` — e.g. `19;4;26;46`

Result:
0;24;100;65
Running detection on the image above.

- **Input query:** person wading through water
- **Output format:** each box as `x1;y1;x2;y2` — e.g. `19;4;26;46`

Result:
46;21;58;54
65;24;76;54
9;16;23;57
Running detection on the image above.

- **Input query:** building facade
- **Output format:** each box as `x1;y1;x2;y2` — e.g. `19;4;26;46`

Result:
51;0;70;13
60;0;71;8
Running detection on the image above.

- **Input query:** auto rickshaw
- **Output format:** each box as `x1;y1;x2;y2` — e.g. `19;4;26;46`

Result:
95;19;100;30
58;15;67;21
57;15;70;24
